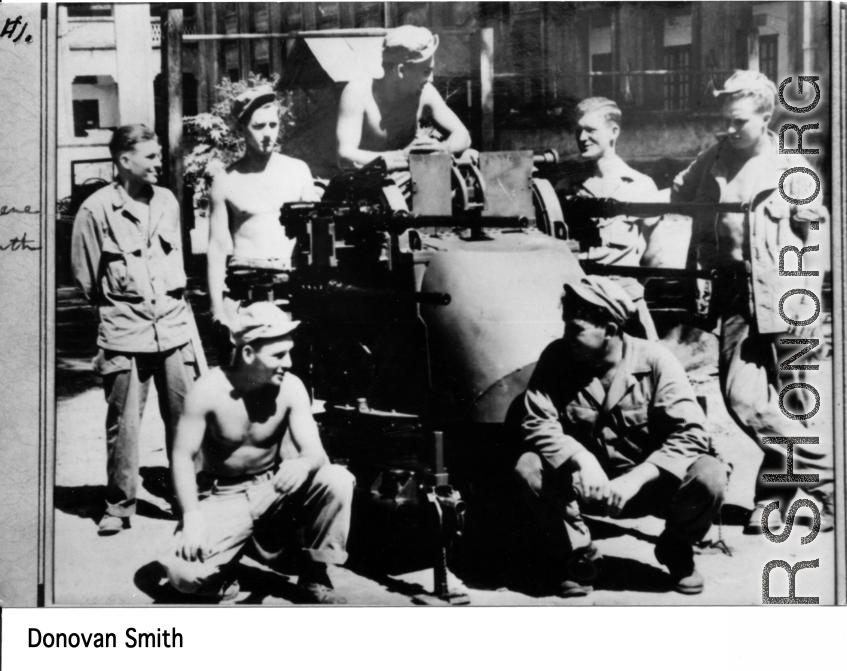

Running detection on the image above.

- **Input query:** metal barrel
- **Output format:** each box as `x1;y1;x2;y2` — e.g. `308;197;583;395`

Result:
298;279;451;306
560;199;749;218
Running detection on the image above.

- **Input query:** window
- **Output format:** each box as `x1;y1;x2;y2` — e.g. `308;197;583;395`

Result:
225;43;239;82
397;2;429;27
282;3;303;30
72;100;100;137
591;53;614;100
759;34;778;84
67;4;112;19
664;45;691;110
316;2;340;29
72;75;118;135
355;3;382;28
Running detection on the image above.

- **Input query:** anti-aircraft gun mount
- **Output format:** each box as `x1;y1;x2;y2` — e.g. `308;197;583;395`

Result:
248;151;580;605
242;151;754;604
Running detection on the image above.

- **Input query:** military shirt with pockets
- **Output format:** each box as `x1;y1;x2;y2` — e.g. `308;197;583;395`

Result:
71;182;191;354
522;335;710;481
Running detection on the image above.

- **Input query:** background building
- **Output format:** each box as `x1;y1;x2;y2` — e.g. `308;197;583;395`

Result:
56;1;831;273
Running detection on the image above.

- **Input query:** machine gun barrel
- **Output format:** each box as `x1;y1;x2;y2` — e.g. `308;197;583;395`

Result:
581;261;715;281
410;214;527;229
561;199;749;218
296;279;451;306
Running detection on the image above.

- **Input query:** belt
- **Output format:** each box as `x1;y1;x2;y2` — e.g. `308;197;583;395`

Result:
710;261;751;282
199;467;274;488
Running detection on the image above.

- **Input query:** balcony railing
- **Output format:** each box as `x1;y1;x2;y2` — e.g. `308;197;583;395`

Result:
150;17;196;46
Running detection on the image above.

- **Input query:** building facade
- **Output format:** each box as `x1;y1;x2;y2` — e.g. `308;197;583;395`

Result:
56;2;831;269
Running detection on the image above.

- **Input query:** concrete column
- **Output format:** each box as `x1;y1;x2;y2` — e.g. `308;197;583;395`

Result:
56;4;75;143
114;3;155;126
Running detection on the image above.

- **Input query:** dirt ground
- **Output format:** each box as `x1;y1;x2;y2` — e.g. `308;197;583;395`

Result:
53;287;837;606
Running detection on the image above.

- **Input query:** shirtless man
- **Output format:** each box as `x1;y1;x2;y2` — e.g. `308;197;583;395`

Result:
162;302;355;604
671;71;833;533
207;86;320;328
336;25;471;171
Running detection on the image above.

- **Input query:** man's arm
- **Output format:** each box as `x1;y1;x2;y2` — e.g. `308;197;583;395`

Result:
644;346;711;479
296;160;322;202
172;379;212;561
207;174;233;324
273;375;329;495
776;165;828;336
70;207;101;305
336;81;406;171
522;344;610;504
420;84;471;156
670;149;711;205
522;346;590;469
608;346;711;516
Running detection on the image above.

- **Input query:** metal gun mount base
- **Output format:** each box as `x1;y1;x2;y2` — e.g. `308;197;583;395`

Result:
412;590;471;606
410;481;471;606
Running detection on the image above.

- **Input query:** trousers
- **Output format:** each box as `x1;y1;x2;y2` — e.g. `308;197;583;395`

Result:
163;464;355;595
515;453;728;563
717;289;833;505
101;345;196;517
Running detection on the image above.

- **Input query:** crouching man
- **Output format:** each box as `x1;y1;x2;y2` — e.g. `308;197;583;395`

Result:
516;276;728;597
162;302;354;604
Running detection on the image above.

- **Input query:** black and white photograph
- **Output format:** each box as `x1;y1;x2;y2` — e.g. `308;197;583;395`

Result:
1;1;844;614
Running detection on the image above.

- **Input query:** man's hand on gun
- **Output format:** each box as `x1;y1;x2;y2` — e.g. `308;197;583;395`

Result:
407;135;448;154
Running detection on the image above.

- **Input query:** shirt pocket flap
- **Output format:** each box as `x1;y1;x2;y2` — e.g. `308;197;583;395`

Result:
620;404;649;428
105;227;143;255
158;224;181;254
565;404;599;425
764;199;791;223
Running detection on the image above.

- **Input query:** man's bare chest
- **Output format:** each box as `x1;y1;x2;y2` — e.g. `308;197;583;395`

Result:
363;97;420;145
224;172;299;219
210;398;289;449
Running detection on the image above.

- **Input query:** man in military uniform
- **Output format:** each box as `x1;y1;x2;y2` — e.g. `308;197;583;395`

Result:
557;98;660;340
516;276;728;597
71;125;198;535
671;71;833;533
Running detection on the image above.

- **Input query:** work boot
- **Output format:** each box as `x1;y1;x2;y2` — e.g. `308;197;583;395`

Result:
97;514;128;536
655;535;703;595
190;575;241;606
217;577;241;605
805;490;834;533
553;544;600;598
297;563;347;605
744;502;784;536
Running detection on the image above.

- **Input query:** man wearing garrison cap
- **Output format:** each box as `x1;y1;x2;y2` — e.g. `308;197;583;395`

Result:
336;25;471;170
671;70;833;535
163;302;354;604
516;276;728;597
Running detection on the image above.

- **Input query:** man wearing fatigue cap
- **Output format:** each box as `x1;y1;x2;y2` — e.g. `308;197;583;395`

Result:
516;276;728;597
671;70;834;534
336;25;472;171
163;302;355;604
207;86;322;347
